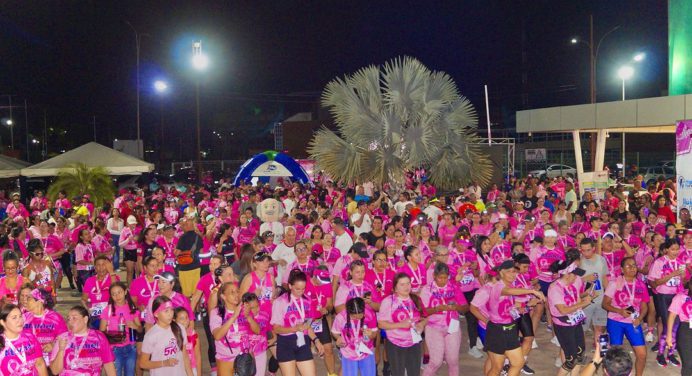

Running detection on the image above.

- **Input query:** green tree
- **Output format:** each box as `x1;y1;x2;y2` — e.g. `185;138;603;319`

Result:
47;163;115;208
308;56;492;190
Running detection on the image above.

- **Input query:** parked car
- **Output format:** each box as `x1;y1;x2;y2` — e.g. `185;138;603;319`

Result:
528;164;577;178
642;166;675;183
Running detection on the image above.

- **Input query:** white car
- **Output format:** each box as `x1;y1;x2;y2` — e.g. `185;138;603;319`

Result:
528;164;577;178
642;166;675;182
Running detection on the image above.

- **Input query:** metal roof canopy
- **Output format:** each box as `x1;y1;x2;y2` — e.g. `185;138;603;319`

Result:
516;95;692;134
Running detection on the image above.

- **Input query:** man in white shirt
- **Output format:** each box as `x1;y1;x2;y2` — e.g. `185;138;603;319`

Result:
271;226;297;284
332;218;354;256
393;192;413;217
282;191;296;214
423;197;444;232
565;181;578;214
350;200;373;237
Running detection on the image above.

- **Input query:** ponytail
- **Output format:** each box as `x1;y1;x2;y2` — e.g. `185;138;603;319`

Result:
151;296;183;350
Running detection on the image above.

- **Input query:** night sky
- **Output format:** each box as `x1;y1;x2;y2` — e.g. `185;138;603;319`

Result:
0;1;668;162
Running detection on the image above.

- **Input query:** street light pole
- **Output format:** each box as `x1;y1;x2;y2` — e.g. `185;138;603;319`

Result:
618;65;634;177
191;40;209;182
126;21;142;158
195;81;202;182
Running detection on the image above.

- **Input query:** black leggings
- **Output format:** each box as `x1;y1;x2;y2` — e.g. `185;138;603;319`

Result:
202;312;216;367
60;252;75;288
464;290;479;347
554;324;586;370
678;322;692;376
385;341;421;376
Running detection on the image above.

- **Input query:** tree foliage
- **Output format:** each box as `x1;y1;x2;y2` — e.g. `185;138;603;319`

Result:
47;163;115;207
308;56;493;190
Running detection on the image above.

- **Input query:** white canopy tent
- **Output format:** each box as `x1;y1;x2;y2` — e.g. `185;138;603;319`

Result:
0;155;30;178
21;142;154;177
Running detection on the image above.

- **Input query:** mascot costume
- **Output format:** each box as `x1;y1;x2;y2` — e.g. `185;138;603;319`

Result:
257;198;285;244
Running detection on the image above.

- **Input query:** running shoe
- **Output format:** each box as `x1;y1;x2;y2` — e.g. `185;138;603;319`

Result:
521;364;536;375
551;336;560;347
645;331;655;342
657;354;668;367
669;354;681;367
652;343;660;352
468;346;484;359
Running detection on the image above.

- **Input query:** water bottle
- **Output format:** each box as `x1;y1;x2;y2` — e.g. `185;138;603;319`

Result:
128;327;137;342
118;313;126;336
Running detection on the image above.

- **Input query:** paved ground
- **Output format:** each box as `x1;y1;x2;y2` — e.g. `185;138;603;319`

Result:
55;273;681;375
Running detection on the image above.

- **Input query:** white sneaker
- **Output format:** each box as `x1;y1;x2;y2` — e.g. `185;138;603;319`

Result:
551;336;560;347
645;331;655;342
468;346;484;359
554;357;562;368
531;340;538;349
476;337;484;349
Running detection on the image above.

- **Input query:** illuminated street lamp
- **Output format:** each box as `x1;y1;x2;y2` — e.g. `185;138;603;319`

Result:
192;41;208;181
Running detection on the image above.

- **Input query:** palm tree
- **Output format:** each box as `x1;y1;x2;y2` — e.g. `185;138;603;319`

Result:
47;163;115;207
308;56;492;190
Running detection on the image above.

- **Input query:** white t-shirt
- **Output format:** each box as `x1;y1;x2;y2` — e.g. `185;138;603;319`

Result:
334;232;354;257
350;212;373;237
565;190;578;213
423;205;444;231
271;242;296;283
282;198;296;214
393;201;413;217
141;323;189;376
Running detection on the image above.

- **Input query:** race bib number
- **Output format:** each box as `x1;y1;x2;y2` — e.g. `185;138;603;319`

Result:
90;302;107;317
460;274;474;285
260;286;273;301
357;341;374;356
667;277;681;287
510;308;521;320
296;331;306;347
567;309;586;325
410;328;423;344
448;318;460;334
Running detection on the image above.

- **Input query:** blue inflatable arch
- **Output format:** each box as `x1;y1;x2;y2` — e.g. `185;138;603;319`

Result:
233;150;310;186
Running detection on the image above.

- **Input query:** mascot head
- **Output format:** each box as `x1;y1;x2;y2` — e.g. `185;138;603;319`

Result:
257;198;284;222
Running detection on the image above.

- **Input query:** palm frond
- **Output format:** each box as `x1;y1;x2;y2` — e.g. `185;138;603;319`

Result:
47;163;115;208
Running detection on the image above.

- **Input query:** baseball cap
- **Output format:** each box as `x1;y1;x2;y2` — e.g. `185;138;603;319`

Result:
314;267;331;285
559;262;586;277
127;216;137;225
154;272;176;283
544;229;558;238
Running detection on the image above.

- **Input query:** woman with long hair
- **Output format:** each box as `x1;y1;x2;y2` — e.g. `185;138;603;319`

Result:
107;207;124;271
174;307;202;376
82;255;118;329
271;269;325;376
74;228;96;293
144;272;193;331
377;273;428;376
649;238;686;366
215;223;236;265
331;297;377;376
119;216;140;284
396;246;427;294
335;260;379;313
49;305;116;375
100;281;142;376
210;282;261;375
602;257;649;376
231;244;254;283
156;225;178;271
22;239;56;294
23;288;67;364
0;303;48;375
137;227;158;276
139;296;193;376
239;251;275;315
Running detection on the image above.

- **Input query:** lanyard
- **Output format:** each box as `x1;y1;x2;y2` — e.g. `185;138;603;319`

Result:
622;279;636;306
397;297;414;320
69;332;89;366
291;296;306;321
408;263;421;286
5;335;27;363
563;282;578;304
351;282;364;298
373;271;386;288
95;276;108;295
516;274;528;288
226;311;239;332
667;258;679;271
350;318;361;343
145;277;158;296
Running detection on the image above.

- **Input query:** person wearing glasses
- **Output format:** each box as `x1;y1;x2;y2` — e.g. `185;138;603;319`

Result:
0;251;23;307
22;239;57;294
282;241;319;288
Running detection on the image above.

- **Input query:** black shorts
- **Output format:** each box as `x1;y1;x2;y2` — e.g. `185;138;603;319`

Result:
276;333;313;363
314;316;332;345
517;312;534;338
653;293;676;324
485;322;521;354
554;324;586;363
124;249;138;262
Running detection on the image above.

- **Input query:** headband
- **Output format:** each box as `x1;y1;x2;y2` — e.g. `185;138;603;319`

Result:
154;301;173;316
559;262;577;276
30;289;45;304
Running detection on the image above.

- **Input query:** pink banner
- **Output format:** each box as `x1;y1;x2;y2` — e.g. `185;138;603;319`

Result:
676;120;692;155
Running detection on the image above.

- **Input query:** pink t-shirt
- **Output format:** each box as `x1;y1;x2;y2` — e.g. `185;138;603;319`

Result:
209;307;254;361
604;276;650;323
450;249;479;292
100;303;141;347
249;310;271;353
0;275;23;305
282;259;320;285
335;280;379;307
470;283;492;329
533;246;565;282
270;294;315;336
0;331;43;375
42;235;64;259
668;292;692;323
74;243;95;271
487;281;517;324
23;310;68;358
83;275;118;318
364;269;394;301
419;281;467;328
648;256;687;295
548;279;582;327
245;271;275;315
195;272;217;303
130;276;159;311
396;263;427;293
145;292;193;325
331;308;378;360
602;249;627;281
156;236;179;268
49;330;114;375
512;267;538;307
304;281;333;319
377;295;422;348
141;323;189;376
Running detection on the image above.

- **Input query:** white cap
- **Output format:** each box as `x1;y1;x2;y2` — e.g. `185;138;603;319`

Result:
544;229;558;238
126;215;137;225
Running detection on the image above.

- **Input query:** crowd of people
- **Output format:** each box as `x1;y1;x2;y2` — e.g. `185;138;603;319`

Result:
0;171;686;376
